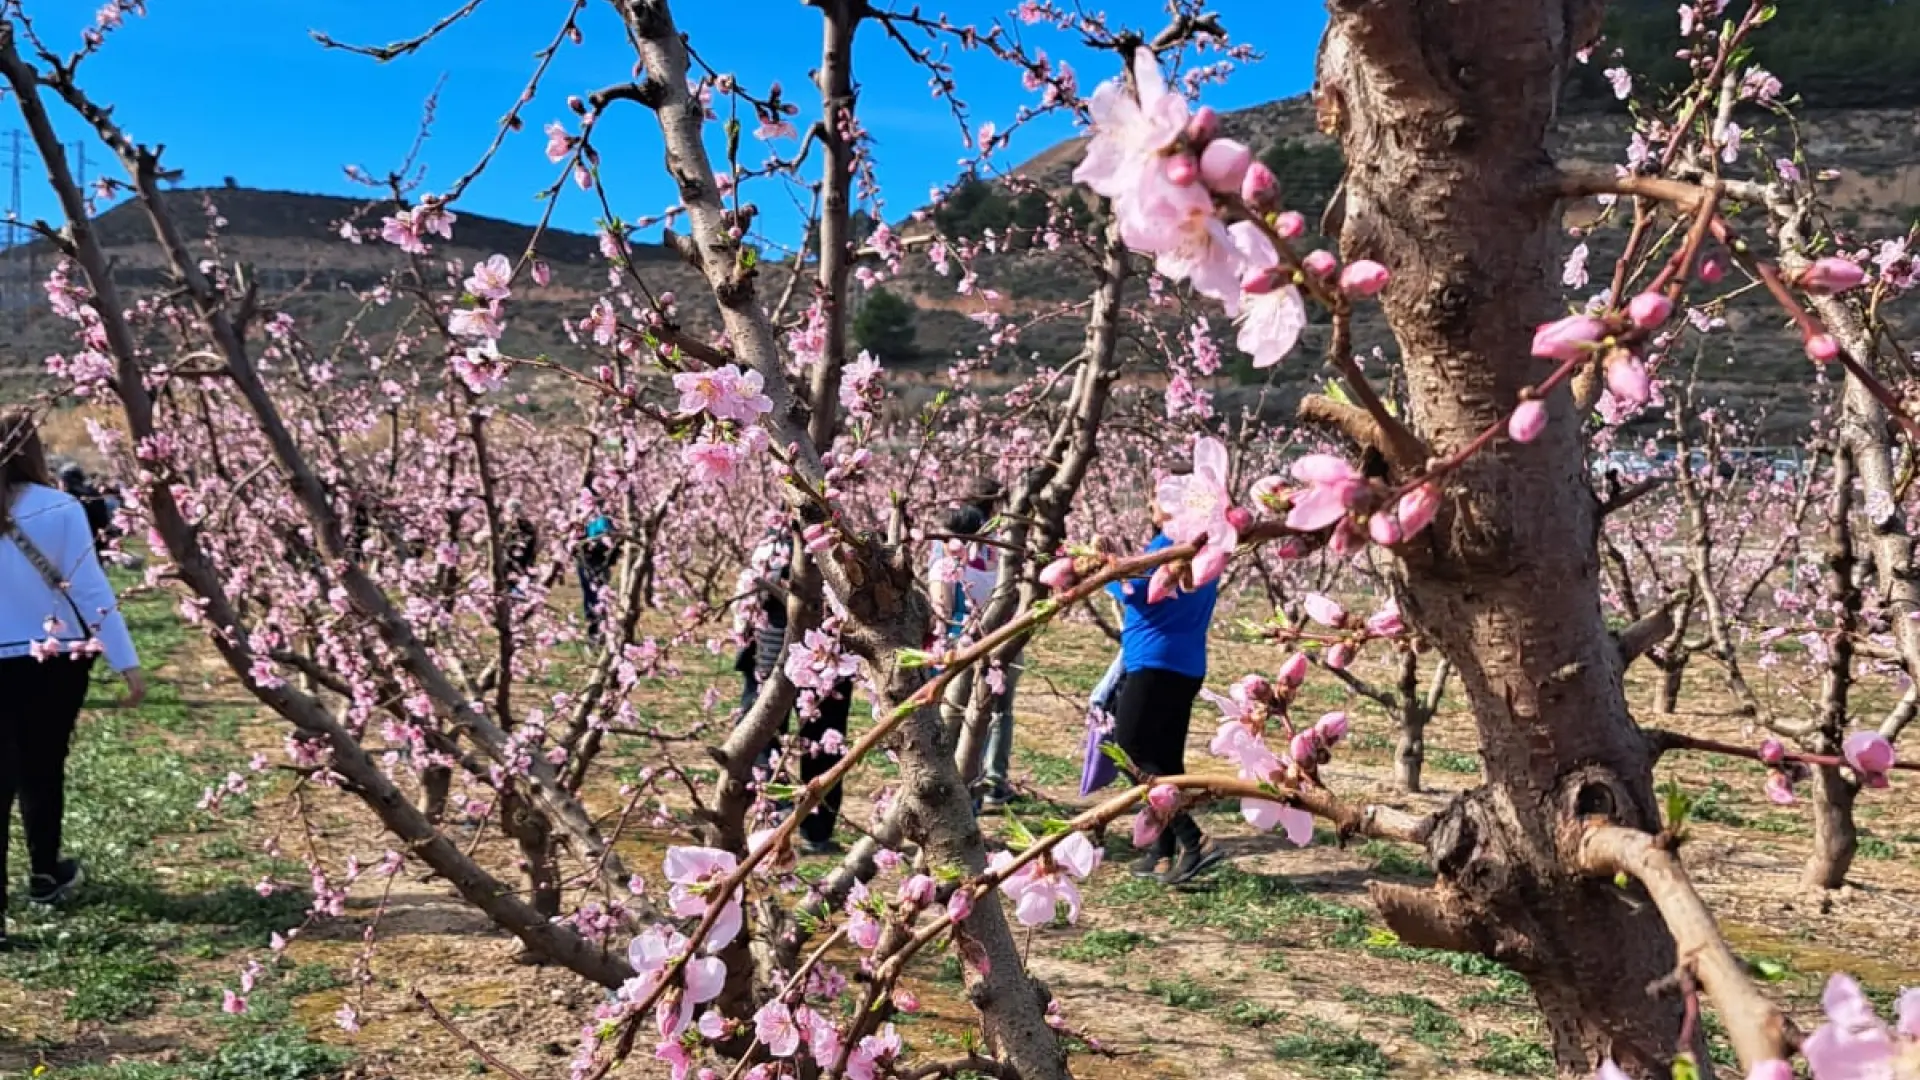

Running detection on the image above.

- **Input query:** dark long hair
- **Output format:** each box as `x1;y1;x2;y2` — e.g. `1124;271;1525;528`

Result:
1;407;53;534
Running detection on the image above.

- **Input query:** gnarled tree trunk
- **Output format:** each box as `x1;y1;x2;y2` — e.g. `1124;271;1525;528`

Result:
1319;3;1688;1072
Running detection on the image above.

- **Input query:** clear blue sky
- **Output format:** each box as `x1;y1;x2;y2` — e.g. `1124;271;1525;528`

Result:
11;1;1323;248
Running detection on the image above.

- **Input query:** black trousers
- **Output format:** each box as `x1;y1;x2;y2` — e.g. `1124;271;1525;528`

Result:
0;655;95;909
1113;666;1204;854
743;674;851;845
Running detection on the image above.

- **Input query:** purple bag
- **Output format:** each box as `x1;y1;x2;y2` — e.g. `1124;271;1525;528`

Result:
1079;653;1127;796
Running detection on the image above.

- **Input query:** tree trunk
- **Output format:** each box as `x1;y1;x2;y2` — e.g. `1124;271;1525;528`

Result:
1392;723;1426;794
1802;764;1859;890
1653;660;1685;716
1392;649;1427;793
1320;5;1687;1073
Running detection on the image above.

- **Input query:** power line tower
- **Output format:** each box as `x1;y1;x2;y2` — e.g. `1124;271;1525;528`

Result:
4;129;21;317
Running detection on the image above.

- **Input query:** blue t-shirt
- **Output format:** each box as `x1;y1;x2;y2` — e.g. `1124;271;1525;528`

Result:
1107;533;1218;679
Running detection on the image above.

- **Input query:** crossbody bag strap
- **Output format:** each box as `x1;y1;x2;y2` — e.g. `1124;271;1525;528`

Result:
4;523;93;637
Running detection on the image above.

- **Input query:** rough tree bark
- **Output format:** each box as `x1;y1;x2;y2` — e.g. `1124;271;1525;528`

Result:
1317;3;1694;1072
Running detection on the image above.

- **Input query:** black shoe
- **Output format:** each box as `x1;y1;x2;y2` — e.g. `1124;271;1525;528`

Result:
1160;839;1226;886
28;859;85;906
798;838;843;857
1130;851;1172;879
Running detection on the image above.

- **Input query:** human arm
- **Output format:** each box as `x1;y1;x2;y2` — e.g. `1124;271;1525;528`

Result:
53;496;143;702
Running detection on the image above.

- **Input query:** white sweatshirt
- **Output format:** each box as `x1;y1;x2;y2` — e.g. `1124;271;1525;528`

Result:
1;482;139;671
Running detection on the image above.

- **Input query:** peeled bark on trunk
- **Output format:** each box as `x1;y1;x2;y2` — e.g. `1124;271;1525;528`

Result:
1319;5;1687;1072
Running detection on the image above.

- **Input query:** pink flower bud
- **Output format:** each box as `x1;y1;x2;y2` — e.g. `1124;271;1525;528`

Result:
1763;770;1796;806
1303;593;1347;628
1147;783;1180;814
1131;809;1166;849
946;889;973;922
1302;250;1338;278
1604;351;1651;407
1275;211;1306;239
532;260;553;287
1276;652;1310;688
891;987;921;1014
1843;730;1896;783
660;290;676;306
1164;152;1199;187
1325;642;1355;670
1368;512;1403;546
1184;106;1220;146
1797;256;1866;295
1240;162;1278;209
1191;545;1229;587
1759;738;1785;765
1698;257;1725;284
1508;399;1548;443
1199;138;1252;196
1394;484;1442;540
1313;711;1350;746
1805;333;1839;364
897;874;937;907
1289;730;1319;764
1239;266;1282;295
1038;556;1079;593
1364;602;1404;637
1226;506;1254;533
1531;315;1609;361
1233;674;1273;704
1146;562;1178;604
1626;291;1672;330
1338;260;1390;298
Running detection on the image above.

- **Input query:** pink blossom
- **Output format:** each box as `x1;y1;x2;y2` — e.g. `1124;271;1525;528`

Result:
543;121;572;163
1127;199;1244;312
1806;333;1841;364
1393;484;1442;541
994;832;1098;927
532;260;552;286
1039;556;1079;592
1509;399;1548;443
447;306;502;342
1074;47;1189;203
754;1002;802;1058
1277;652;1309;687
1799;257;1866;295
673;364;774;424
1157;437;1237;583
682;440;746;485
1286;455;1365;532
1302;249;1338;278
1325;642;1355;670
465;254;513;301
1243;799;1314;845
1304;594;1347;628
1604;352;1651;407
1627;291;1673;330
1338;260;1390;298
1198;138;1252;195
1801;973;1919;1080
222;990;247;1014
1532;315;1608;361
1364;600;1403;637
1843;731;1896;788
1604;67;1633;99
1241;162;1278;209
946;889;973;922
1314;711;1350;746
663;847;744;953
1759;738;1785;765
1764;770;1797;805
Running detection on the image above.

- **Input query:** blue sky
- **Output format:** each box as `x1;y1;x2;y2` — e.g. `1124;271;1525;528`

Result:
12;1;1323;249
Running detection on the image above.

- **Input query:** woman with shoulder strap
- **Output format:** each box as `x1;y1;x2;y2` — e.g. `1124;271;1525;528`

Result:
0;408;145;948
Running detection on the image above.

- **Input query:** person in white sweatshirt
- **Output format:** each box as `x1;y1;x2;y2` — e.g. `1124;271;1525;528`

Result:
0;408;145;943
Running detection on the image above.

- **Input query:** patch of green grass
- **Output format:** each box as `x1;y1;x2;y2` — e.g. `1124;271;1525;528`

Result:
1147;974;1219;1010
1474;1032;1554;1075
1058;929;1150;961
1428;749;1480;774
1014;747;1079;789
1340;987;1462;1050
1363;932;1530;1002
1356;840;1432;879
1857;833;1898;860
55;1031;350;1080
1223;1000;1284;1028
1104;865;1370;945
1271;1027;1392;1080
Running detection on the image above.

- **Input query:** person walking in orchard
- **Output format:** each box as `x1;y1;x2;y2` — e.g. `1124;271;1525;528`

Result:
1108;463;1225;885
0;409;147;948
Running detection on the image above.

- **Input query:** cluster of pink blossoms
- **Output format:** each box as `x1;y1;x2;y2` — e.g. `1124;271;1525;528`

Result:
1202;661;1351;846
670;364;775;483
990;831;1102;927
1075;48;1389;374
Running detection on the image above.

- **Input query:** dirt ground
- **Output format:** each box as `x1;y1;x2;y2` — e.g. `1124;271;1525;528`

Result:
4;598;1919;1080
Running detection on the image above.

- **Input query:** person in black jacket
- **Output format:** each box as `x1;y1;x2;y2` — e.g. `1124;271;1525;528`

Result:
55;463;118;556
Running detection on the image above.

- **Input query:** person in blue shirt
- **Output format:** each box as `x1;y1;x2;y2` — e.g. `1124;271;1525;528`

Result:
577;510;616;640
1107;470;1224;885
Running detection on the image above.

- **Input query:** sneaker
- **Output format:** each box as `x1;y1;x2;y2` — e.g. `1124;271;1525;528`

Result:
1160;839;1226;886
1129;851;1172;879
798;837;843;857
27;859;85;906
